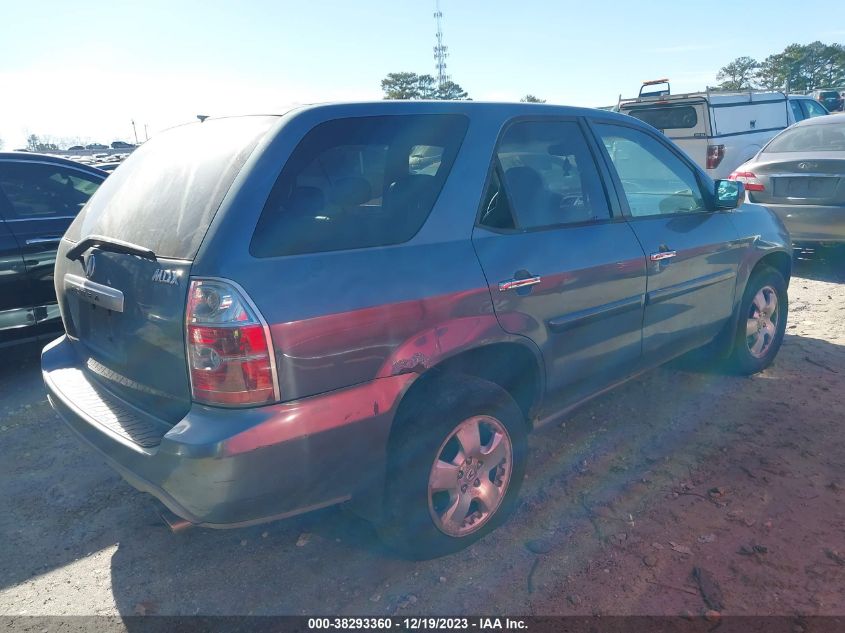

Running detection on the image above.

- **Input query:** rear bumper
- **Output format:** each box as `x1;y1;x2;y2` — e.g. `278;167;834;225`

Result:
762;202;845;243
42;335;414;527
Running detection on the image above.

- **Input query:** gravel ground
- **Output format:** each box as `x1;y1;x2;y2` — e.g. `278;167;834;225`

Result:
0;248;843;619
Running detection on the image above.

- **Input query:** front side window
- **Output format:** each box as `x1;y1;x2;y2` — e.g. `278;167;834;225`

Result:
0;163;102;219
790;100;806;122
251;115;468;257
595;123;706;217
487;120;609;230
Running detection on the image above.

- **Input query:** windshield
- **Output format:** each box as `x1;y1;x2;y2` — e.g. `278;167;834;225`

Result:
65;116;276;259
765;122;845;153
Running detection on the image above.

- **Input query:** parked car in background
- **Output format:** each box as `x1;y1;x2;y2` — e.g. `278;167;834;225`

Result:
85;143;108;150
0;153;106;348
619;79;826;179
110;141;135;149
789;95;830;121
813;90;844;113
731;115;845;245
67;145;85;151
42;103;791;558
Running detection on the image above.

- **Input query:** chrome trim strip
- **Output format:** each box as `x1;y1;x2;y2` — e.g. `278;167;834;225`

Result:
63;274;125;312
25;236;62;246
4;216;78;223
0;304;62;330
498;276;542;292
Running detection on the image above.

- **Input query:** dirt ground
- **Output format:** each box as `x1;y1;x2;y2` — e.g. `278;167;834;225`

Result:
0;248;843;620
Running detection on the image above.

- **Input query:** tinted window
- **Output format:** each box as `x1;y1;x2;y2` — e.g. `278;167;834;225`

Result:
0;162;103;219
596;123;706;217
251;115;468;257
790;100;806;122
625;106;698;130
765;121;845;153
65;116;276;259
495;120;608;229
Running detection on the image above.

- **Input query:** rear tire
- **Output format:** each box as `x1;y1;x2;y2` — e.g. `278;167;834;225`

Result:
377;375;527;559
728;266;788;374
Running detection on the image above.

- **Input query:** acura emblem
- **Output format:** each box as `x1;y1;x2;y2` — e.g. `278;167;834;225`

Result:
797;162;816;170
84;255;96;279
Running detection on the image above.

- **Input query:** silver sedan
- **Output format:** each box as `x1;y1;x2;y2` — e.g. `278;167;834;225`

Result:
731;115;845;244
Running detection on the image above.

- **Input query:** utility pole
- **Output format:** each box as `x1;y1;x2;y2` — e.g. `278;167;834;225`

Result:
144;123;149;142
131;119;138;145
433;0;449;90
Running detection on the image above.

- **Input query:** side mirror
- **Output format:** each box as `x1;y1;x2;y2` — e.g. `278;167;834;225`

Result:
715;179;744;210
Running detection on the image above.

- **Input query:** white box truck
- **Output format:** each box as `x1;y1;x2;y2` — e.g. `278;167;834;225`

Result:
617;79;827;179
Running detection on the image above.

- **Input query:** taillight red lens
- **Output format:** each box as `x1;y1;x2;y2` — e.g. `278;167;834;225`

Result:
706;144;726;170
728;171;765;192
186;279;277;407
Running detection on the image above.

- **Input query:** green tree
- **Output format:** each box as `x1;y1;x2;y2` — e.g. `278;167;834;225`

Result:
416;74;437;99
381;72;422;99
716;56;760;90
756;53;786;90
434;80;469;100
381;72;470;100
520;94;546;103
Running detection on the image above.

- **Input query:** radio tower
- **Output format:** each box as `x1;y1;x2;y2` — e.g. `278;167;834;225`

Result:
433;0;449;89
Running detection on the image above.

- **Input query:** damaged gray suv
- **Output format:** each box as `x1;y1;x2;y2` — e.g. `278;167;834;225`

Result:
43;101;791;558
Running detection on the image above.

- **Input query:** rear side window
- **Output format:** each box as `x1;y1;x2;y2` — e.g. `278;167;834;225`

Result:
0;163;103;219
250;115;468;257
625;106;698;130
66;116;276;259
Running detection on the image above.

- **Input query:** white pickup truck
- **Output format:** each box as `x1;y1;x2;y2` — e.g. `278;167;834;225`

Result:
618;79;829;179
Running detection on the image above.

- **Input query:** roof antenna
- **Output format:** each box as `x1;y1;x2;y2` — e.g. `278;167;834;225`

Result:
197;114;209;122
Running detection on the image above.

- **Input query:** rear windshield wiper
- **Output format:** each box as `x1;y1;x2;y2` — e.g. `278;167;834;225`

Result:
66;234;157;263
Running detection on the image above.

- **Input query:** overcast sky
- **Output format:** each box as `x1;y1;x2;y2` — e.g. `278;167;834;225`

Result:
1;0;843;149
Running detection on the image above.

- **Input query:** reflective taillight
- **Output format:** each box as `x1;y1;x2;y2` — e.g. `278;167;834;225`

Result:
706;144;726;170
729;171;765;192
186;279;278;407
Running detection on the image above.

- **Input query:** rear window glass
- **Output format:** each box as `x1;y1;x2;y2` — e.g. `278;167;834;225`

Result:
250;115;468;257
625;106;699;130
65;116;276;259
764;122;845;153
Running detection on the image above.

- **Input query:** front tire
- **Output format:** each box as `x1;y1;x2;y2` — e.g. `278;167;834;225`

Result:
728;266;788;374
378;375;527;559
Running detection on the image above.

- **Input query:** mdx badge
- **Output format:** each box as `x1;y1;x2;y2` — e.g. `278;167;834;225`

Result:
151;269;180;285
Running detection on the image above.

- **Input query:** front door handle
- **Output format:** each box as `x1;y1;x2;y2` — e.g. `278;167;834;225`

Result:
499;276;542;292
649;250;677;262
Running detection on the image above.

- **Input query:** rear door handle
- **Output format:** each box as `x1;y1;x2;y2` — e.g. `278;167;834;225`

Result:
499;276;542;292
649;250;677;262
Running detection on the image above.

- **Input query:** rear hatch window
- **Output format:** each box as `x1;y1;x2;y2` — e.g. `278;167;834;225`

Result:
66;116;277;260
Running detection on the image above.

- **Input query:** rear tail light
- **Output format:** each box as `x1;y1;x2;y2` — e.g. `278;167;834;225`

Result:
186;279;278;407
706;144;726;170
728;171;765;192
